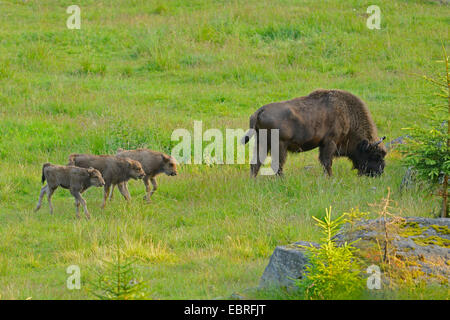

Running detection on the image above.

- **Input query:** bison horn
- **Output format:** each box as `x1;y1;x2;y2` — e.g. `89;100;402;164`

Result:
372;136;386;147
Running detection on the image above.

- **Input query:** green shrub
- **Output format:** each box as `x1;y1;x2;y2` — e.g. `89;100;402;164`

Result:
296;208;366;300
89;230;150;300
401;47;449;217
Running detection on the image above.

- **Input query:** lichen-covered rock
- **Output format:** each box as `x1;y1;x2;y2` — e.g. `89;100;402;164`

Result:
334;217;449;284
259;241;318;289
260;218;449;289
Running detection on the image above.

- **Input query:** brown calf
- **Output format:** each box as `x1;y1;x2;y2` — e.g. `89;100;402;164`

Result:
110;148;177;203
35;163;105;219
68;154;145;208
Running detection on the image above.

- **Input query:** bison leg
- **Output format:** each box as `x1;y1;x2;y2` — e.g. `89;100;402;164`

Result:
319;142;336;176
124;182;132;200
117;182;131;202
74;198;81;219
272;141;288;176
102;184;111;209
250;131;267;177
143;176;157;203
143;176;150;201
35;184;48;212
79;197;90;219
148;177;158;202
46;186;56;215
108;184;115;201
71;190;90;219
250;160;263;177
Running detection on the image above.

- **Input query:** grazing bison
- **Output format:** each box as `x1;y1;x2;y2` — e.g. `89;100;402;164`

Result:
68;154;146;208
241;89;387;177
35;163;105;219
110;148;178;203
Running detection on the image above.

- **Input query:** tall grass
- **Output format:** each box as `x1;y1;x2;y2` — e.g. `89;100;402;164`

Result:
0;0;448;299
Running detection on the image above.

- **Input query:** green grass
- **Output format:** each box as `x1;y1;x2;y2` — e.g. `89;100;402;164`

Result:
0;0;448;299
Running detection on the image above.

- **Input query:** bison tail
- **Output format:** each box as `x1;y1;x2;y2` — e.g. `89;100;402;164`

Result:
41;163;51;184
241;129;255;145
241;109;262;144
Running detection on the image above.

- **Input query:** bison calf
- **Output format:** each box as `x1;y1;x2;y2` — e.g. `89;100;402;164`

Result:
35;163;105;219
68;154;146;208
110;148;177;203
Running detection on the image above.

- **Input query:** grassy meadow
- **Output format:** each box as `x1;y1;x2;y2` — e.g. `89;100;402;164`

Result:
0;0;449;299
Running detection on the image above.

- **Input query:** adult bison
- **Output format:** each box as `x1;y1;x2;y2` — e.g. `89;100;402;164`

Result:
241;89;387;177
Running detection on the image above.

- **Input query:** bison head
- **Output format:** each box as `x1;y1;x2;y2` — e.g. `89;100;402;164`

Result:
162;154;178;176
354;137;387;177
87;167;105;187
127;159;146;179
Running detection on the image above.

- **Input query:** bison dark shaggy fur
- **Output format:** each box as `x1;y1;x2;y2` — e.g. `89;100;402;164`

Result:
242;89;387;177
